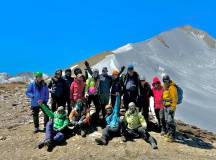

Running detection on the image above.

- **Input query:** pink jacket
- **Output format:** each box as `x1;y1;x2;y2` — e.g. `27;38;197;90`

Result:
152;76;164;109
70;79;85;102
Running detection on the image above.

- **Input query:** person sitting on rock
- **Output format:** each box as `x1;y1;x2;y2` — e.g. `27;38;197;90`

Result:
25;72;49;133
120;102;158;149
37;103;69;152
69;99;90;137
95;96;121;145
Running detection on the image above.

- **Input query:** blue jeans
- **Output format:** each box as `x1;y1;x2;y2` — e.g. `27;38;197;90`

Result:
45;121;65;143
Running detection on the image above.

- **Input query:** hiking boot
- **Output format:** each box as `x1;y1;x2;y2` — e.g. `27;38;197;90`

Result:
149;137;158;149
44;139;54;152
38;140;45;149
33;128;39;134
81;130;87;137
166;136;175;142
160;130;166;136
95;138;107;145
121;136;127;142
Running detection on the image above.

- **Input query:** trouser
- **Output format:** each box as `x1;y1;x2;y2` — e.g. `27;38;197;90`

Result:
164;107;176;138
155;108;166;132
73;122;90;134
45;121;65;144
123;91;137;110
31;106;49;129
87;95;101;124
102;125;120;142
99;94;109;119
121;121;155;144
136;100;149;127
51;96;66;112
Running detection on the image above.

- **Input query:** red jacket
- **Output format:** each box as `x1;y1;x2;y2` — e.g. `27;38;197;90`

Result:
70;79;85;101
152;76;164;109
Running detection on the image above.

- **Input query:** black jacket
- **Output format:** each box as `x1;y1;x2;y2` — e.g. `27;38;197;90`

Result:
48;77;67;98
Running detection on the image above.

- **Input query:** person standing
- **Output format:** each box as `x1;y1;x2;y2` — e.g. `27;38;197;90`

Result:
26;72;49;133
152;76;166;135
48;69;67;112
62;68;74;115
162;74;178;142
123;65;140;110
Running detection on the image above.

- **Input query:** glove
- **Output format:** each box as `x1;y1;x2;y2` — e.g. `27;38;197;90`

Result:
84;61;90;67
85;93;89;99
77;120;83;126
38;99;43;105
120;66;126;72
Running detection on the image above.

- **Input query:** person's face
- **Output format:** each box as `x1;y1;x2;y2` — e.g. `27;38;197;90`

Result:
128;69;134;76
153;82;160;89
77;75;83;81
36;76;43;83
66;71;71;77
163;80;170;88
55;73;61;79
128;105;136;115
113;74;118;79
106;108;113;116
102;70;108;75
93;71;99;79
141;80;146;86
57;109;65;114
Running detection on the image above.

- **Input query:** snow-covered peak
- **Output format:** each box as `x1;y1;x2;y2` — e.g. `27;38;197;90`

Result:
113;43;134;54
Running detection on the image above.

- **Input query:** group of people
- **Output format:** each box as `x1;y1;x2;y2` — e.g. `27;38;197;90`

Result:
26;61;180;152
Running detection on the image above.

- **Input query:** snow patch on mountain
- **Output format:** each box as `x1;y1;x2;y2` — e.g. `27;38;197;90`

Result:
93;26;216;132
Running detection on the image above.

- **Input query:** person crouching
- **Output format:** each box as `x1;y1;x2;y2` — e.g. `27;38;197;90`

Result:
37;104;69;152
69;99;90;137
120;102;158;149
95;96;121;145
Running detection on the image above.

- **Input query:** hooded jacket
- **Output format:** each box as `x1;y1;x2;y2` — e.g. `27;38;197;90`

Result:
40;104;69;130
85;77;100;95
151;76;164;109
163;81;178;111
26;80;49;107
48;77;67;98
70;78;85;102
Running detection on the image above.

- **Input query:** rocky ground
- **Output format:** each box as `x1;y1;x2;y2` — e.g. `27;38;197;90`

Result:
0;83;216;160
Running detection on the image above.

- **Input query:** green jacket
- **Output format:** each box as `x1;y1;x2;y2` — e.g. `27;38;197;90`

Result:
85;77;99;95
40;104;69;131
123;111;147;130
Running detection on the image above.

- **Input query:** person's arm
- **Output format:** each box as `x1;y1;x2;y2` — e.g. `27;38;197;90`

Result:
70;82;74;101
118;66;126;77
83;110;90;124
139;113;147;129
84;61;93;76
113;95;120;114
85;79;90;95
44;85;49;103
39;103;54;118
26;83;34;98
169;85;178;111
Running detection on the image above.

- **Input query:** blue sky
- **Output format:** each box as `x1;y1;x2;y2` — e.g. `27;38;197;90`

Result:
0;0;215;75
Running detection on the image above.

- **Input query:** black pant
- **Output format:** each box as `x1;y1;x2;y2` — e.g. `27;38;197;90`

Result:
123;91;137;110
155;109;166;132
87;95;101;123
31;107;49;129
51;96;66;112
102;125;120;142
120;120;155;144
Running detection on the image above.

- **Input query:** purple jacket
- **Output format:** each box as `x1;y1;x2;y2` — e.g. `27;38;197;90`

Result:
26;80;49;107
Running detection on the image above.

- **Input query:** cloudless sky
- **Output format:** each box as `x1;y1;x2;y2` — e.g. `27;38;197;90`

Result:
0;0;215;75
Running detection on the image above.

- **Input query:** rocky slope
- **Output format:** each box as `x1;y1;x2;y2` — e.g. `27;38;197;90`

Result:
0;83;216;160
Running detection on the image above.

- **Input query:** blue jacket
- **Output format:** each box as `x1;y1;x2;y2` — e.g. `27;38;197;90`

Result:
26;80;49;107
105;96;120;128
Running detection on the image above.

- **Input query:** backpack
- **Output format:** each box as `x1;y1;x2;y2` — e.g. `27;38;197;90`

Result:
175;84;184;105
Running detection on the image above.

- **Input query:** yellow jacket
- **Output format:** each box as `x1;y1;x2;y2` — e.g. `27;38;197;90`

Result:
163;81;178;111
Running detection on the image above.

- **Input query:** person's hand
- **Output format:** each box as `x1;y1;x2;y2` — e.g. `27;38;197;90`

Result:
84;61;90;67
77;120;83;126
38;99;43;105
120;66;126;72
85;93;89;99
116;92;120;96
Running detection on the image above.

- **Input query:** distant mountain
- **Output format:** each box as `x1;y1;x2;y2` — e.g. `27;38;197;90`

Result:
72;25;216;132
0;72;49;84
